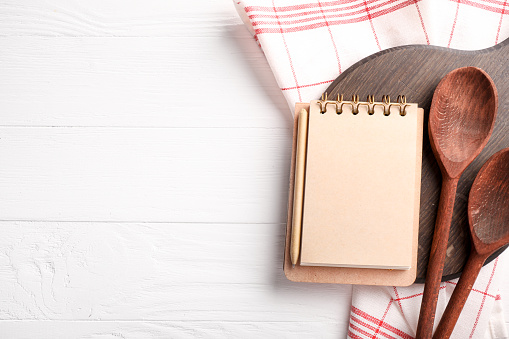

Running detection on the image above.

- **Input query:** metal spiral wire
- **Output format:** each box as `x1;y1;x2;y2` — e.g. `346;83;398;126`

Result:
317;93;409;116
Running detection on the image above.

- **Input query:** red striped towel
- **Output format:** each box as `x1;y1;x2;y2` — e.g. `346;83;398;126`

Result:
234;1;509;337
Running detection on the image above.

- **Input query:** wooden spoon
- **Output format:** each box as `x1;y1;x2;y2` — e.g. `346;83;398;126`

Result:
416;67;498;339
433;148;509;339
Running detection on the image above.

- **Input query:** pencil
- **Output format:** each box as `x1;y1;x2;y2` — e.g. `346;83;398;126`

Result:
291;108;309;267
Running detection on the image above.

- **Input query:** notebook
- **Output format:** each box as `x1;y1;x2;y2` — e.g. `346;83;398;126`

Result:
294;96;423;270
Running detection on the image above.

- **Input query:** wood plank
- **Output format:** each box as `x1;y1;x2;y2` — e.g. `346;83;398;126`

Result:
0;222;352;322
0;37;289;128
0;0;242;37
0;320;344;338
0;127;291;223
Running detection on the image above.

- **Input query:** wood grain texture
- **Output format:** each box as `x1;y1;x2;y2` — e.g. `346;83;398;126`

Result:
325;39;509;282
428;68;497;179
468;148;509;253
417;67;498;338
0;0;241;37
417;177;459;338
0;222;351;323
434;148;509;339
0;37;289;128
0;127;291;223
0;321;343;339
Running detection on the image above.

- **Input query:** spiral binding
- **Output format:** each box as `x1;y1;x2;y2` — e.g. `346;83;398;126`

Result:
317;93;409;116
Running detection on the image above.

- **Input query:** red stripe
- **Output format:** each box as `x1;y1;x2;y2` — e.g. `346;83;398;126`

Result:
455;0;509;13
248;1;368;19
394;291;423;300
245;0;368;13
272;0;302;101
318;0;342;74
351;306;414;339
348;330;365;339
247;0;509;14
392;287;406;319
253;0;417;34
250;0;402;26
352;323;380;338
445;280;498;299
247;0;507;16
351;322;396;339
460;0;509;7
280;79;334;91
253;34;261;48
251;8;366;27
469;258;499;338
363;0;382;50
392;285;446;302
495;0;508;43
414;0;430;44
372;300;393;338
448;0;461;48
351;315;396;339
478;0;509;5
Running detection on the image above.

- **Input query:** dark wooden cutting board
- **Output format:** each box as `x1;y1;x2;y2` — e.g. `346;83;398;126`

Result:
325;38;509;283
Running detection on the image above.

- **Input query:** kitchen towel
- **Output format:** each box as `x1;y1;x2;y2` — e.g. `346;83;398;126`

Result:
234;1;509;338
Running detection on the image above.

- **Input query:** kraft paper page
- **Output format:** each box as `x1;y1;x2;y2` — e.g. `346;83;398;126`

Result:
299;100;421;269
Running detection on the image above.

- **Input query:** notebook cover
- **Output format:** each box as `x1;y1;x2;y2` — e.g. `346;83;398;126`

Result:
283;103;423;286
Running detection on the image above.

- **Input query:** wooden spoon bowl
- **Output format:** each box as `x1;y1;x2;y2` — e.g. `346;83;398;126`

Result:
429;68;498;174
469;148;509;250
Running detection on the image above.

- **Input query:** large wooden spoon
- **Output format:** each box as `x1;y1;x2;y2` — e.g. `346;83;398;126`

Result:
416;67;498;339
432;147;509;338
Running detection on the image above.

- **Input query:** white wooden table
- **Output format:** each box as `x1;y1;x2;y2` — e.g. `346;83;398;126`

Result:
0;1;507;338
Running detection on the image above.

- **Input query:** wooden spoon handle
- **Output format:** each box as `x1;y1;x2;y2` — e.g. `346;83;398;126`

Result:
432;252;486;339
416;176;459;339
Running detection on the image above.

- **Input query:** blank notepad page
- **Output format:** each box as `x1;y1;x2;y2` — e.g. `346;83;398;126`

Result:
299;100;423;269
